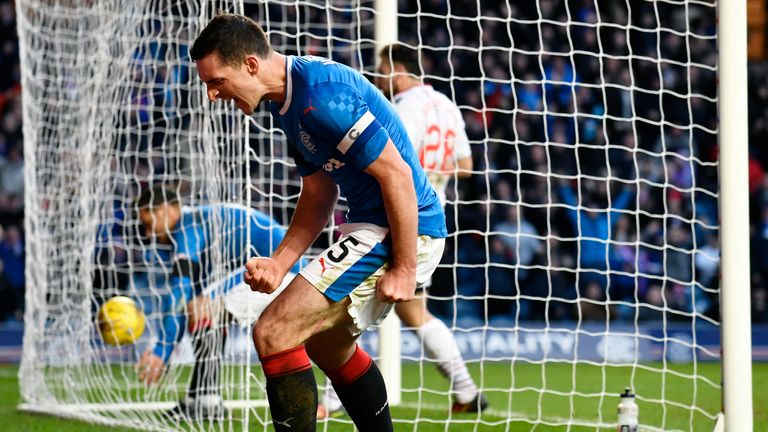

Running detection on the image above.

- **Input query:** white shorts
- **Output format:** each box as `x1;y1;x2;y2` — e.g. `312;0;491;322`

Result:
208;271;296;324
299;223;445;336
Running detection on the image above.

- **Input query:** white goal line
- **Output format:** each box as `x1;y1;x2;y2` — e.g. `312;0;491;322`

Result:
19;400;681;431
18;399;269;413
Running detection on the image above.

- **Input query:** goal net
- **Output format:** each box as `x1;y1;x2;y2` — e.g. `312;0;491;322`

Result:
16;0;726;431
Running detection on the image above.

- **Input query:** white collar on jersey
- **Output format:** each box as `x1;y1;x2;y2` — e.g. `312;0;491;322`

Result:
279;56;294;115
392;83;430;104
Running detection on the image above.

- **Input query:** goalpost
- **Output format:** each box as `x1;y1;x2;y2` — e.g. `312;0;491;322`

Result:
15;0;752;431
717;1;752;431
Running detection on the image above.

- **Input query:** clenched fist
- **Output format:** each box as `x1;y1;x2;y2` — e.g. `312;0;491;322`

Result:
244;257;284;294
375;266;416;304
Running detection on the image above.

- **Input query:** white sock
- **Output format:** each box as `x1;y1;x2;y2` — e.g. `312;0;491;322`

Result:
186;393;222;406
418;318;479;404
322;380;343;412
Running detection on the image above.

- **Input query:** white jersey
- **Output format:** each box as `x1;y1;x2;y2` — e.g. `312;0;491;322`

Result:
393;85;471;206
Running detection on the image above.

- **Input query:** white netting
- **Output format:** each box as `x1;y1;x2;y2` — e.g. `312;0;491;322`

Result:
17;0;722;431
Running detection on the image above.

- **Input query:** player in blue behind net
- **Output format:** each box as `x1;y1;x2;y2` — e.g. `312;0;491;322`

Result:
134;184;305;420
189;13;448;432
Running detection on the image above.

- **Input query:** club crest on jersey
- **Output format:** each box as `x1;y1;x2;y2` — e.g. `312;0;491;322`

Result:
299;130;317;154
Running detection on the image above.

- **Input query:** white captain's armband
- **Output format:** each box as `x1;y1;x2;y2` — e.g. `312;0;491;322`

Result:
337;111;376;154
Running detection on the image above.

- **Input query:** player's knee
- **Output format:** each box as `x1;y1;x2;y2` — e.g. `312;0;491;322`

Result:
252;313;285;355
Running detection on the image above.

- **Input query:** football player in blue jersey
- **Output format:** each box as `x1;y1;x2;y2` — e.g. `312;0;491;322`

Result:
320;43;487;418
190;13;447;432
134;184;305;420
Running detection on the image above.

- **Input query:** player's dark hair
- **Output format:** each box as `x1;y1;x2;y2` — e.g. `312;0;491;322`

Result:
379;43;421;76
136;184;179;211
190;13;272;67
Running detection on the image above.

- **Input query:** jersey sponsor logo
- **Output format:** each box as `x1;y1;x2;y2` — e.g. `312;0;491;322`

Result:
299;129;317;154
303;98;318;115
322;158;345;172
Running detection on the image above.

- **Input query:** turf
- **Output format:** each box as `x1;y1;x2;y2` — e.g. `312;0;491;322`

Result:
1;362;765;431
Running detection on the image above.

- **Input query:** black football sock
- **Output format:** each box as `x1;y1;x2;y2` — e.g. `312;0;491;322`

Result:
188;324;227;399
324;345;392;432
260;345;318;432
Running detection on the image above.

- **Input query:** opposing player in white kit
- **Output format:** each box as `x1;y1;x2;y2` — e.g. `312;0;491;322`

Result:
319;43;486;417
379;43;487;413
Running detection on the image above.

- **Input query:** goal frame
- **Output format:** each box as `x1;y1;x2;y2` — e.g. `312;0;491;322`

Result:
371;1;756;429
13;1;755;430
717;1;753;431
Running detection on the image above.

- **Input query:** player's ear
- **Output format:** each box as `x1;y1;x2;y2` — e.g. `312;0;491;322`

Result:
393;62;408;74
166;202;182;225
244;55;259;75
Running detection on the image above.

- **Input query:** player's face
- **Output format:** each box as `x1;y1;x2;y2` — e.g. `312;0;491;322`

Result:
139;206;175;244
375;59;396;98
196;52;259;115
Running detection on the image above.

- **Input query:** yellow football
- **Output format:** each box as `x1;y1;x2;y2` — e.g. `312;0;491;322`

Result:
97;296;145;346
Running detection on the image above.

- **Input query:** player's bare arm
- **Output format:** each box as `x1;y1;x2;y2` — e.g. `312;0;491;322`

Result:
432;154;473;178
137;350;165;385
365;139;419;304
454;155;473;178
245;171;338;293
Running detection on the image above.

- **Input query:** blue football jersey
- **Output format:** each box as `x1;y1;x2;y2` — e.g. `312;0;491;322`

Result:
269;55;447;238
148;204;305;361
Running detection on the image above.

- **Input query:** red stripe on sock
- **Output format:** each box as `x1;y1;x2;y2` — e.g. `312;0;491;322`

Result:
325;345;372;386
260;346;312;378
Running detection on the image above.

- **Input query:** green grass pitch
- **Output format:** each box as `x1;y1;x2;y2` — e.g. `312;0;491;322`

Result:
1;362;765;431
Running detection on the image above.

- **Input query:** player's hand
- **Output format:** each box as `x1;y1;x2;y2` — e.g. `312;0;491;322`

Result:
244;257;284;294
375;267;416;304
137;350;165;385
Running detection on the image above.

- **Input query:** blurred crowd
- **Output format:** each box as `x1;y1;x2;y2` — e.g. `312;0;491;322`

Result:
2;0;768;324
0;0;25;322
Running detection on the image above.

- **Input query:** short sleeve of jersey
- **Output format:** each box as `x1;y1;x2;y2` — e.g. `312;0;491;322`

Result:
304;82;389;170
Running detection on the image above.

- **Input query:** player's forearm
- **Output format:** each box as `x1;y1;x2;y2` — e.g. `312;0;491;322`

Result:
272;214;325;271
153;311;185;362
152;278;193;362
273;179;338;273
366;141;419;272
432;155;473;178
379;165;418;273
455;156;473;179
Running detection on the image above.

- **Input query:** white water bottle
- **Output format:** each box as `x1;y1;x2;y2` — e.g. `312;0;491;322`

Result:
617;387;638;432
